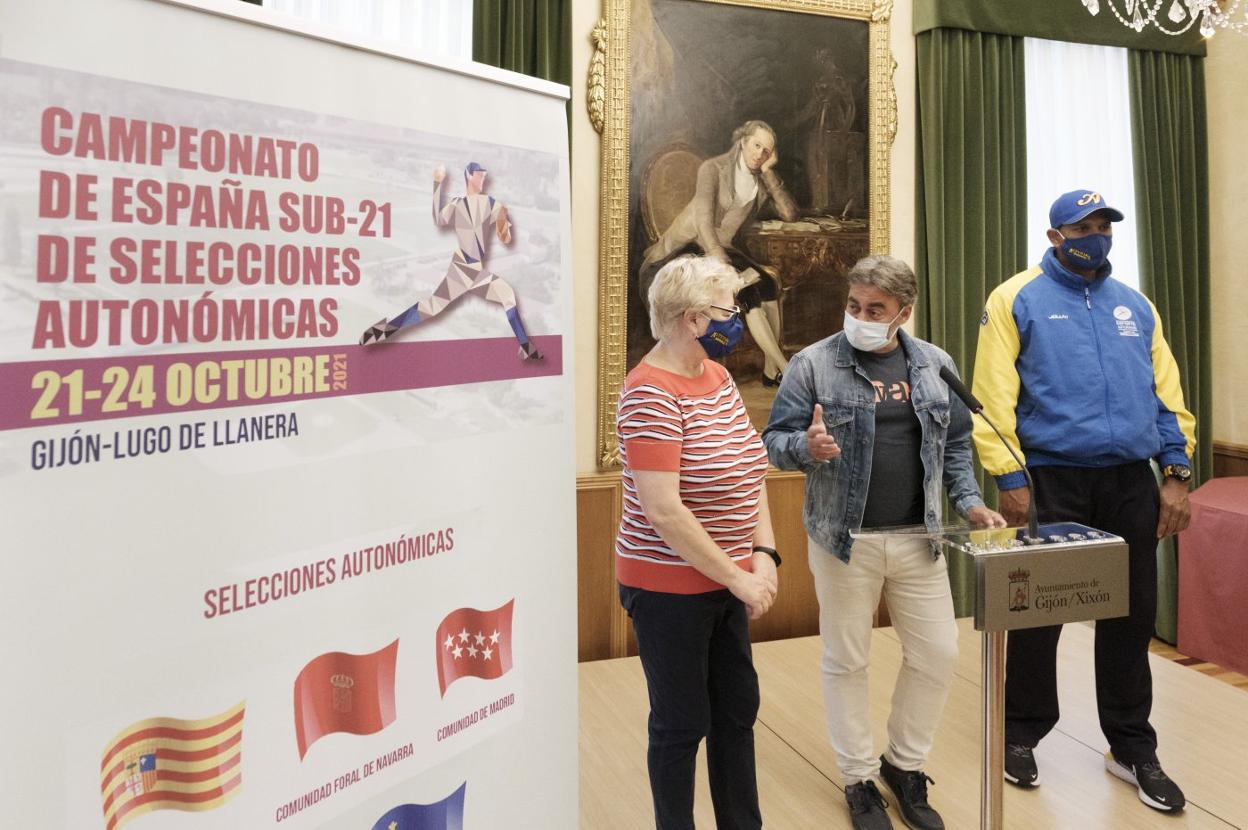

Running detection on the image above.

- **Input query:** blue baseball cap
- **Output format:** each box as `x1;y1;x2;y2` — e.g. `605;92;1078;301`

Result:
1049;190;1125;228
464;161;486;177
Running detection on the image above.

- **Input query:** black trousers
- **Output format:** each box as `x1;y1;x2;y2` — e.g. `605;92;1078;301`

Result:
1004;461;1161;764
619;585;763;830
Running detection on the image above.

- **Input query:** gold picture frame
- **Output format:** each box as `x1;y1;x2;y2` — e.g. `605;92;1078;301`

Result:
591;0;897;469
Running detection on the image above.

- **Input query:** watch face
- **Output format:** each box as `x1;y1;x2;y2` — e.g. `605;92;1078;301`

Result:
1166;465;1192;481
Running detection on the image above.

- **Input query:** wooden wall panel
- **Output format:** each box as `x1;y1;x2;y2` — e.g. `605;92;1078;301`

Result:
576;473;630;662
577;442;1248;661
1213;441;1248;478
746;471;821;643
576;469;822;661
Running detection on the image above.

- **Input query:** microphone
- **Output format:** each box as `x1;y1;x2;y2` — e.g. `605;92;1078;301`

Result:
938;365;983;413
939;365;1040;540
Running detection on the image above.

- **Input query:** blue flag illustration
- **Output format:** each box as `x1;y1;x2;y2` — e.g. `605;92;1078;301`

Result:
371;782;466;830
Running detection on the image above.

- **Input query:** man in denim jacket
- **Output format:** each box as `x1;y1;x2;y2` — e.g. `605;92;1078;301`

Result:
764;255;1003;830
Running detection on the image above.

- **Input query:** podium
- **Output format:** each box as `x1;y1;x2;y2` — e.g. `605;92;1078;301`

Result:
854;522;1130;830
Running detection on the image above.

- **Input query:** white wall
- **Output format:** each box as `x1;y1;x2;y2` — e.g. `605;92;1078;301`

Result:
1206;33;1248;447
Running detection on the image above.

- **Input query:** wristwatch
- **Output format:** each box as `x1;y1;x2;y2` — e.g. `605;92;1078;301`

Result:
1162;464;1192;483
752;546;782;567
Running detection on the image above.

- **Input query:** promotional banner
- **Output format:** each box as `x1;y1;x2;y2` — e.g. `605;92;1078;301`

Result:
0;2;576;827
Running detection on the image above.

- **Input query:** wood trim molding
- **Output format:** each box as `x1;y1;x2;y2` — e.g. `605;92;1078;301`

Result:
1213;440;1248;478
1213;440;1248;460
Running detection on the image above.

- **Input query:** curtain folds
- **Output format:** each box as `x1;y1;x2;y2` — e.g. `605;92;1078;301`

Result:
915;29;1028;615
1129;50;1212;642
472;0;571;85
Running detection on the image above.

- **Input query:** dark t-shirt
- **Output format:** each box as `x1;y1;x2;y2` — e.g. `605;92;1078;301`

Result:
856;346;925;528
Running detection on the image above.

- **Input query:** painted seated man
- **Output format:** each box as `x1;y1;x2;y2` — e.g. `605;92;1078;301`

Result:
639;119;798;385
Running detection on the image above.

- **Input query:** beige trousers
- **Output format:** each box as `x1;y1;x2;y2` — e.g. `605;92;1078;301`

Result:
807;534;959;784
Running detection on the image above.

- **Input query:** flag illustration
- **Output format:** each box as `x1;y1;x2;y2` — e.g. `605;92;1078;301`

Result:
436;599;514;697
98;701;244;830
293;639;398;759
371;782;467;830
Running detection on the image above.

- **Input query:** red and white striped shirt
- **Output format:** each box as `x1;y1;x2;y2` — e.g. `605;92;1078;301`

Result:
615;359;769;594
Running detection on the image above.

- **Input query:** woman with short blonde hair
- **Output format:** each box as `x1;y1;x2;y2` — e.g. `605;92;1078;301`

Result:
646;254;744;340
616;253;779;830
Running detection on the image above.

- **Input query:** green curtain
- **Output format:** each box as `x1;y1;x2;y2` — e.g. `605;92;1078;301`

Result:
1129;50;1212;642
915;29;1028;616
914;0;1205;56
472;0;571;85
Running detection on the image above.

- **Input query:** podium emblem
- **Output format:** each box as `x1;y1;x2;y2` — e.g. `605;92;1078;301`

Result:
1008;567;1030;612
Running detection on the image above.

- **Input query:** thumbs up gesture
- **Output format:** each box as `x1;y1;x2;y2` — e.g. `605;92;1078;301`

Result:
807;404;841;462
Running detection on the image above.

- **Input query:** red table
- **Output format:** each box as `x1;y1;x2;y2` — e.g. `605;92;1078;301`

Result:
1178;477;1248;675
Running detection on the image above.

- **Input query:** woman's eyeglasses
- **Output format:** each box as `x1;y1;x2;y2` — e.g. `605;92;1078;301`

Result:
707;304;742;321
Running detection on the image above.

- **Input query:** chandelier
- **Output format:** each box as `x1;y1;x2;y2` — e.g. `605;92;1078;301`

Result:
1082;0;1248;37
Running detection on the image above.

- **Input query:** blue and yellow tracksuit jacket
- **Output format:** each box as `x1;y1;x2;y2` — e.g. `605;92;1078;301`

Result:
971;248;1196;492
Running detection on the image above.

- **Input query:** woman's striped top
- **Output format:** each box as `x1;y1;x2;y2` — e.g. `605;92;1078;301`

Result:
615;359;769;594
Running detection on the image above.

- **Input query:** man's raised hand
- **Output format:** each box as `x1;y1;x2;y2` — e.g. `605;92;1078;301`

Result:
807;403;841;462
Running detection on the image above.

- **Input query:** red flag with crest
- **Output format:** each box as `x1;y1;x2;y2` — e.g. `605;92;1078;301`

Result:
293;639;398;759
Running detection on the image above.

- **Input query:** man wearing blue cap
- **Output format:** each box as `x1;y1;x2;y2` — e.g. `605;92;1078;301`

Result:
971;190;1196;813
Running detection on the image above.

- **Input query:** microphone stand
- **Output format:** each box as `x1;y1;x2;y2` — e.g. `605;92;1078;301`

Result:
975;411;1040;541
937;365;1040;830
935;365;1040;539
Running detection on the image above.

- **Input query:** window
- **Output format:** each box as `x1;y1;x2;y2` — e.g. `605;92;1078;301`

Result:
264;0;473;62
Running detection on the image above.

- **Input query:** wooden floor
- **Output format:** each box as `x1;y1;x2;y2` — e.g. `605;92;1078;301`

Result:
580;619;1248;829
1151;638;1248;692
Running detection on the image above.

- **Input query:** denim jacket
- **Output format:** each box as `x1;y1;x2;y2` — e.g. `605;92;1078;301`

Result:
762;329;985;562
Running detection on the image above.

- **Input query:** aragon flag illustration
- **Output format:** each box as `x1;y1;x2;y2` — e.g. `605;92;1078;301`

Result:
98;701;244;830
293;639;398;759
372;782;467;830
436;599;514;696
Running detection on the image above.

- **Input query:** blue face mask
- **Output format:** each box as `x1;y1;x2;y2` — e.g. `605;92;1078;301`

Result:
1059;231;1113;271
697;314;744;358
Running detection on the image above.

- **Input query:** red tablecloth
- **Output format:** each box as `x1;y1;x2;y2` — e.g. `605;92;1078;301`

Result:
1178;477;1248;675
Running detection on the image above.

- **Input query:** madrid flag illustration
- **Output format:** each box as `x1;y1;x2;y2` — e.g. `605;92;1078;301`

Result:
98;701;244;830
293;639;398;759
436;599;514;696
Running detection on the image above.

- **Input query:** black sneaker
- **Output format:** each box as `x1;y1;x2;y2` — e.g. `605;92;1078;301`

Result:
879;755;944;830
1105;754;1186;812
845;780;894;830
1004;743;1039;787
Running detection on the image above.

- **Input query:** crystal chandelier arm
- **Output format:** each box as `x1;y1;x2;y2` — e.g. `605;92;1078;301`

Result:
1090;0;1226;35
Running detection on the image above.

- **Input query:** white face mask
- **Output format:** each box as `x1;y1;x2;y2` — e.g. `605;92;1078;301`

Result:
842;308;903;352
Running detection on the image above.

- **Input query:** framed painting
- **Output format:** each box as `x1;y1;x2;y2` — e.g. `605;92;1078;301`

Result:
591;0;896;467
